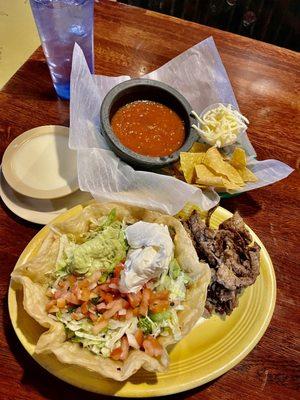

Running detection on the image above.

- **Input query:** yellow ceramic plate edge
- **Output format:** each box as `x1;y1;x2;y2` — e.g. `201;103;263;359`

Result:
8;205;276;397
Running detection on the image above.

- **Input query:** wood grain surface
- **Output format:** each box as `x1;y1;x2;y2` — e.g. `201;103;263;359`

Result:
0;1;299;399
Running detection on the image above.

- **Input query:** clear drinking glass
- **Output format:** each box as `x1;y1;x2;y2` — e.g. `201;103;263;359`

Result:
29;0;94;100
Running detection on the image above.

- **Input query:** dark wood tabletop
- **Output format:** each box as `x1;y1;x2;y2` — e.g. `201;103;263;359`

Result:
0;1;299;399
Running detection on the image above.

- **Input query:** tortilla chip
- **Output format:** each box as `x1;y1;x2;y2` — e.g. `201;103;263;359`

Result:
203;147;245;186
189;142;210;153
195;165;240;190
180;152;205;183
230;147;247;169
11;201;211;382
219;179;241;190
237;167;258;182
195;164;224;187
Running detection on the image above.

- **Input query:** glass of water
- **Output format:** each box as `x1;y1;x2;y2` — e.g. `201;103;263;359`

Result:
29;0;94;100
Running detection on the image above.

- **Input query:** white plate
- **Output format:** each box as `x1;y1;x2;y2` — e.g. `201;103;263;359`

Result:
0;167;92;225
2;125;78;199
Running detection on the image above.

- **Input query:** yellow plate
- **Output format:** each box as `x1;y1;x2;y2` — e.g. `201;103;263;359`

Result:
8;205;276;397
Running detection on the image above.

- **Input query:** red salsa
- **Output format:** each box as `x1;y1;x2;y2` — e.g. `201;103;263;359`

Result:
111;100;185;157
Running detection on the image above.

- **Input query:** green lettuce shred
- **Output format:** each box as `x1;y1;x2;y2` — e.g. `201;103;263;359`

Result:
138;316;153;335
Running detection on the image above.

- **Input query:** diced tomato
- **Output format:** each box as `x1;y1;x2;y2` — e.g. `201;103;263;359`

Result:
65;292;80;305
71;282;80;298
110;276;120;285
89;271;102;284
139;288;151;316
149;288;169;313
99;289;114;303
105;298;121;310
122;299;130;309
56;298;66;309
149;299;169;313
71;312;83;321
119;336;129;360
125;309;133;320
80;301;89;315
110;337;128;360
127;291;142;308
142;336;163;358
150;290;169;301
103;299;124;319
134;329;144;347
88;304;96;312
54;289;65;300
96;302;107;311
80;288;90;302
92;319;108;335
67;275;77;287
89;292;98;300
114;264;124;279
110;346;122;361
89;312;98;322
98;283;110;292
58;280;66;289
78;278;90;289
132;308;140;316
88;282;97;291
108;282;119;291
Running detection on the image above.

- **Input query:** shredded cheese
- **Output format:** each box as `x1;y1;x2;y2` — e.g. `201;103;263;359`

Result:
191;104;249;148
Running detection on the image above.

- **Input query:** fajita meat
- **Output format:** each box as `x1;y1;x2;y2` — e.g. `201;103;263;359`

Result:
183;210;260;315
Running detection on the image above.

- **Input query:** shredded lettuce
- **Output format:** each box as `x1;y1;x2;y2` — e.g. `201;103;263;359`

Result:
169;259;181;279
57;310;139;357
155;258;191;303
138;316;153;335
149;310;171;323
138;310;182;341
167;309;182;341
139;258;189;341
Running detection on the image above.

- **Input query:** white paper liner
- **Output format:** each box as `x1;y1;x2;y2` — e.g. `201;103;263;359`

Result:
69;37;293;215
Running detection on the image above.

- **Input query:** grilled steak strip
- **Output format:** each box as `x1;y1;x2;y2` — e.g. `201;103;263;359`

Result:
183;210;260;315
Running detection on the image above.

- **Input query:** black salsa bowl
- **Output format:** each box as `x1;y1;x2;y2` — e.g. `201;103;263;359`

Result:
99;78;197;169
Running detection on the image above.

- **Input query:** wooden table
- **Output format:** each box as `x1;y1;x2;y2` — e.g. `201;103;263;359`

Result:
0;1;299;399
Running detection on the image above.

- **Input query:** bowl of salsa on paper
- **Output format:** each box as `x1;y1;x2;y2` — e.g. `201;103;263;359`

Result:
100;79;197;169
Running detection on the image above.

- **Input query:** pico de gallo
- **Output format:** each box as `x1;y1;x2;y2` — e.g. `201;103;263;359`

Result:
46;210;191;361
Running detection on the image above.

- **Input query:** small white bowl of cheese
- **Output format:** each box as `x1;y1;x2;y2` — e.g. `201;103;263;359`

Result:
191;103;249;148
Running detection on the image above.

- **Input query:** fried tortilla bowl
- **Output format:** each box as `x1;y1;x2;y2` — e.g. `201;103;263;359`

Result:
10;201;211;382
9;204;276;396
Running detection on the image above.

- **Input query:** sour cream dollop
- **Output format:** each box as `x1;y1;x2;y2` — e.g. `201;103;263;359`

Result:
119;221;174;293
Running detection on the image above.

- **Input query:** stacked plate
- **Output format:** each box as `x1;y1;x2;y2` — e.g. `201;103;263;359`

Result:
0;125;92;224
